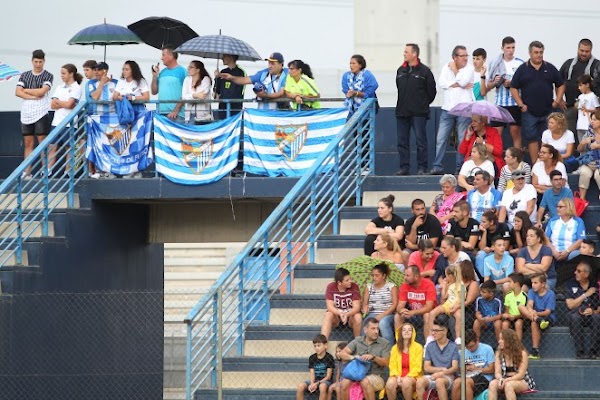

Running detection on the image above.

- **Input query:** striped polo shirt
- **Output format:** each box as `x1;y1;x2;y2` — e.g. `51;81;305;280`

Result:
17;70;53;124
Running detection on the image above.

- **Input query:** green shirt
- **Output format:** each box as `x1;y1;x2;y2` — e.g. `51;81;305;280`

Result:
347;336;391;378
504;290;527;315
284;74;321;109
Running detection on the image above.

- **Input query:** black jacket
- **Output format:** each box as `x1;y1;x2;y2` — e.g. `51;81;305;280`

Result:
395;60;437;117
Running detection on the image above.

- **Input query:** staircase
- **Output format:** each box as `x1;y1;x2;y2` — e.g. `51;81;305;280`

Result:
195;175;600;400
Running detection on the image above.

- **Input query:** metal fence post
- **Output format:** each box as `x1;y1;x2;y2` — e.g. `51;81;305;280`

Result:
185;322;192;400
16;178;23;265
237;260;244;355
68;123;76;208
333;148;340;233
42;148;49;237
211;291;219;387
286;207;293;290
309;179;316;263
217;287;224;400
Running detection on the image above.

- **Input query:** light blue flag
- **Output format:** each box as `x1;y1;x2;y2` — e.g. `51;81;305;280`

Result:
86;111;153;174
153;114;241;185
243;108;348;177
0;62;20;81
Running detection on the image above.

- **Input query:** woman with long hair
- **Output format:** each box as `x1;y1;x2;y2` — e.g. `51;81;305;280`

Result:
364;194;405;255
515;226;556;290
284;59;320;109
488;329;536;400
431;174;466;234
531;143;569;195
371;233;403;264
385;323;423;400
361;263;398;344
541;112;576;166
458;144;496;191
407;239;439;281
181;60;213;124
498;147;532;192
113;60;150;103
509;211;533;257
341;54;379;118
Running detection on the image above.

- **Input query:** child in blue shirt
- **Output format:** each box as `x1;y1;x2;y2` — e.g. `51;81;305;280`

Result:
326;342;348;400
483;236;514;294
518;273;555;359
473;280;503;341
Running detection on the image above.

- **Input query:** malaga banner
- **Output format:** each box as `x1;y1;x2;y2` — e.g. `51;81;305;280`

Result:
86;112;153;175
153;114;241;185
242;108;349;177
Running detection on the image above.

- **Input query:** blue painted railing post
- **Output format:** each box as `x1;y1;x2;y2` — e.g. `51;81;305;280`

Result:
369;101;376;172
332;145;340;230
354;123;362;206
286;207;293;290
211;291;219;387
68;123;76;208
309;179;316;263
16;178;23;265
237;260;244;355
42;149;49;237
262;232;270;319
226;101;231;119
185;322;192;400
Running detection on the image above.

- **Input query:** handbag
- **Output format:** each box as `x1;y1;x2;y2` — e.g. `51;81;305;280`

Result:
341;357;371;381
573;191;589;217
577;152;595;166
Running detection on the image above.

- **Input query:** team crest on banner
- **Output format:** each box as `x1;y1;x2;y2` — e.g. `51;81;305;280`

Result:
275;123;307;161
105;124;132;155
181;138;213;175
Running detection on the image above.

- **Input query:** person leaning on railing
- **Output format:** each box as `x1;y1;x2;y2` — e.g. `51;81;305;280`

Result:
284;59;321;110
181;60;213;125
342;54;379;119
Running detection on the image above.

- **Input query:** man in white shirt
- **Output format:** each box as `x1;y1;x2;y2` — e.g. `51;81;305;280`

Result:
431;45;474;175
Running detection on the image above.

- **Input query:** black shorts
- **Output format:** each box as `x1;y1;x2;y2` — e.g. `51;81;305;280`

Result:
489;106;522;127
471;374;490;396
22;114;50;136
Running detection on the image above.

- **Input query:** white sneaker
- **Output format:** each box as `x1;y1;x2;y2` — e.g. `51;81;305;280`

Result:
104;172;116;179
21;172;32;180
455;337;462;345
572;167;581;175
88;172;101;179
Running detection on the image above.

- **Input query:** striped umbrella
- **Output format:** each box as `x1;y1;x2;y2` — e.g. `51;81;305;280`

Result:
175;34;262;61
68;20;142;61
0;62;20;81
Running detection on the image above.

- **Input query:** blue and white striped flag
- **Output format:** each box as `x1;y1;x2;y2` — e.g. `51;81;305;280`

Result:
86;111;153;174
0;62;20;81
243;108;348;177
153;114;241;185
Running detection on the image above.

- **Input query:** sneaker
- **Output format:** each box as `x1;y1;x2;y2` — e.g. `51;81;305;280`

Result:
455;337;462;345
104;172;116;179
88;172;101;179
394;168;409;176
21;172;32;181
429;168;444;175
528;348;540;359
539;319;550;330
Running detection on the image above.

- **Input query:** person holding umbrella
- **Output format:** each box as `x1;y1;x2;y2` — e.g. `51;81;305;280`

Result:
220;52;289;110
214;54;247;120
151;45;187;121
458;114;505;176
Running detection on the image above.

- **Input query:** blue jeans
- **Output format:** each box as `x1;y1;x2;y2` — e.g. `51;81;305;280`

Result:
365;313;395;345
521;111;548;143
432;110;471;171
396;116;428;171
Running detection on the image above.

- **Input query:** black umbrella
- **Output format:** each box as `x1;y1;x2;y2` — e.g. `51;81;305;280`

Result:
557;254;600;288
128;16;198;50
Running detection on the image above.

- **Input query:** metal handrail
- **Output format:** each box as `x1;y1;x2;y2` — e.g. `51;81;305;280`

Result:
183;99;376;399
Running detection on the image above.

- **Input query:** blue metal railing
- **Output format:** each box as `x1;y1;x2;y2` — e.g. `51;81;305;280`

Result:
183;99;376;399
0;102;88;266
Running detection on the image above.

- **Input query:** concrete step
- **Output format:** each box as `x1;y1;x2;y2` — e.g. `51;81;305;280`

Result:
315;235;363;263
163;257;226;267
0;221;54;238
0;192;79;210
293;278;331;294
164;271;223;282
363;190;438;207
163;388;186;400
270;308;321;326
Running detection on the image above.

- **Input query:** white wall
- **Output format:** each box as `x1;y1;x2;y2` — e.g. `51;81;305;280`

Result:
0;0;353;111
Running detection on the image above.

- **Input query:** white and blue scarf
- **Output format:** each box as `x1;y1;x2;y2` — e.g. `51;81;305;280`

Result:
344;71;364;114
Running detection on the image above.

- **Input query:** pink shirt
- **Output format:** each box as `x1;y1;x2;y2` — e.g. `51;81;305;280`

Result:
408;251;440;276
325;282;361;312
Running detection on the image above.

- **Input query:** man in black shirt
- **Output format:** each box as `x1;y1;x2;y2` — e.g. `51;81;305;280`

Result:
402;199;443;265
447;200;480;253
214;54;246;120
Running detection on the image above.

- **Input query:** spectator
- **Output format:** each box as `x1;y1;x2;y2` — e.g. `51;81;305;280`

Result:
338;318;391;400
541;112;576;170
580;238;597;257
394;265;437;333
321;268;362;339
509;211;533;258
296;334;335;400
15;49;53;180
472;48;489;100
285;59;320;110
576;108;600;201
430;45;475;175
498;147;531;192
214;54;246;120
408;239;440;281
425;264;464;344
81;59;97;101
220;52;289;110
361;263;398;345
466;170;502;222
498;169;538;226
476;211;512;275
487;329;537;400
458;144;496;192
113;60;150;107
327;341;348;400
545;197;585;262
402;199;443;265
385;323;423;400
473;280;503;341
459;115;505;175
536;170;573;225
518;273;556;359
510;40;565;164
416;316;460;400
395;43;437;176
363;194;404;256
559;38;600;133
450;329;496;400
434;236;471;286
565;260;600;359
343;54;379;119
574;74;599;143
430;174;466;234
531;143;569;195
483;236;515;293
371;233;403;265
447;200;480;254
181;60;213;124
486;36;525;150
502;273;526;341
150;46;187;120
515;227;556;290
50;63;83;175
89;62;119;115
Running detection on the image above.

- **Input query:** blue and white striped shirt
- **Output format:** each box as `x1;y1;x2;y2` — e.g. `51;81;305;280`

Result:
545;216;586;252
494;58;524;107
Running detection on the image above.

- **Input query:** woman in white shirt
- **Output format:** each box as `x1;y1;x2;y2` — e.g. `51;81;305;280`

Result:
50;63;83;175
113;60;150;105
541;112;576;168
458;143;496;191
182;60;213;124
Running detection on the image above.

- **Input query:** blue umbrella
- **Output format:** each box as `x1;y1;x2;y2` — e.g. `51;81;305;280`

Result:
0;62;20;81
175;34;262;61
68;20;142;61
